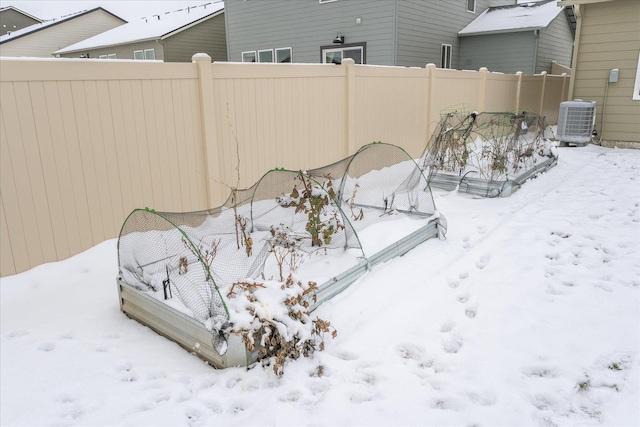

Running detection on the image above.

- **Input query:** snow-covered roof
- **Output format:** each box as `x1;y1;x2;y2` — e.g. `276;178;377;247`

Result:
0;7;125;44
0;6;42;23
55;2;224;55
459;0;565;37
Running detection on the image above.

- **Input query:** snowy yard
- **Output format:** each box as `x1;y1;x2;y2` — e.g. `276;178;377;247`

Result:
1;144;638;426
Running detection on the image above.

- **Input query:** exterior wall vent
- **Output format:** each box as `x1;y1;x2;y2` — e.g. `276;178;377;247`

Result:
557;100;596;146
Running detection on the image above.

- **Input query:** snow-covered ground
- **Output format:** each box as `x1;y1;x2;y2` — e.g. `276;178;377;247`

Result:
1;144;638;426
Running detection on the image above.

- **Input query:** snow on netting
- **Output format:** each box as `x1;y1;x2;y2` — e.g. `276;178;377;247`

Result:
420;111;556;186
117;142;438;354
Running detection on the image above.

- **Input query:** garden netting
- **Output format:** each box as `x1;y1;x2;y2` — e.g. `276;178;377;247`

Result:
117;142;440;355
419;111;557;197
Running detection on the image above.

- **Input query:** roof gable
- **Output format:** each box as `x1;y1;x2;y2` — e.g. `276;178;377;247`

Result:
0;7;126;44
0;6;42;23
55;2;224;55
459;0;565;36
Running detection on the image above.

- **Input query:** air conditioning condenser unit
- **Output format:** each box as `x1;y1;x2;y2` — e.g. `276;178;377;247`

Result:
557;100;596;147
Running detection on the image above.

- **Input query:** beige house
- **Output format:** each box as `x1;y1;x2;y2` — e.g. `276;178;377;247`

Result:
0;7;126;58
55;3;226;62
559;0;640;147
0;6;42;36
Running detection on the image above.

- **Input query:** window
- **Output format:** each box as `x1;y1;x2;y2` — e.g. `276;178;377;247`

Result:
242;51;257;62
466;0;476;13
321;44;365;64
634;51;640;101
441;44;452;69
258;49;274;63
134;49;155;60
99;54;116;59
275;47;292;63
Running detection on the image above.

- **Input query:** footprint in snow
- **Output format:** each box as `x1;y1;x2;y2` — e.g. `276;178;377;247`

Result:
442;335;463;354
447;277;460;289
440;320;455;333
117;362;137;382
37;342;55;352
477;225;487;234
456;292;469;304
396;343;426;361
475;254;491;270
185;407;204;426
5;329;29;339
523;366;560;378
465;304;478;319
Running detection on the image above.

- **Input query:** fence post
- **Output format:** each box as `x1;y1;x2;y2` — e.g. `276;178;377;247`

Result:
343;58;356;156
478;67;488;113
425;63;436;141
539;70;547;116
192;53;218;207
515;71;523;113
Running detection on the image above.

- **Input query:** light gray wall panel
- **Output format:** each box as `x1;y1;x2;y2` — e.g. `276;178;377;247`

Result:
460;31;536;73
536;12;573;73
225;0;396;64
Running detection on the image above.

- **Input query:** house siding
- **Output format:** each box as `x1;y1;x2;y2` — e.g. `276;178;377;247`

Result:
225;0;397;65
0;9;40;36
163;13;227;63
536;11;573;73
0;10;125;57
572;0;640;143
60;40;166;60
395;0;508;68
460;31;537;73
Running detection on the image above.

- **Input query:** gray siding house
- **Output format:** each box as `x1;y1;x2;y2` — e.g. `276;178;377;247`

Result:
0;6;42;36
224;0;517;68
459;0;574;74
0;7;126;58
55;3;226;62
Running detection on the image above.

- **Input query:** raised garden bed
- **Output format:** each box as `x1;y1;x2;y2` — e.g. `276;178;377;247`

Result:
117;142;446;369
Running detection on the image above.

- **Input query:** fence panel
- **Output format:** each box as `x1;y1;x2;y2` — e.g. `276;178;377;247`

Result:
352;64;428;158
0;59;207;276
0;57;569;276
209;62;347;194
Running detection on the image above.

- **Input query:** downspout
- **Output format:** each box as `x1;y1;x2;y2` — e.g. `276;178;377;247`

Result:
532;29;539;74
393;0;398;66
567;4;581;100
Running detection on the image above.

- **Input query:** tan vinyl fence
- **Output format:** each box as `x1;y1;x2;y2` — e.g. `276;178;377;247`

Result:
0;55;570;276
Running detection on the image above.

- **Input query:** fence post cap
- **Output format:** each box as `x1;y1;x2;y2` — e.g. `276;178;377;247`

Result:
425;63;436;69
479;67;488;72
342;58;355;65
541;71;547;75
516;71;523;76
192;53;212;63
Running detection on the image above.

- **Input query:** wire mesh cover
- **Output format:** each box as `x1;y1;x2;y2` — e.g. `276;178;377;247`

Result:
419;111;552;185
117;142;437;354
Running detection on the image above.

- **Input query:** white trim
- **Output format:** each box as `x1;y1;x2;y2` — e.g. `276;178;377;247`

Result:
466;0;476;13
322;46;364;64
242;50;257;63
275;47;292;63
319;0;338;3
633;51;640;101
258;49;274;63
441;44;452;69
